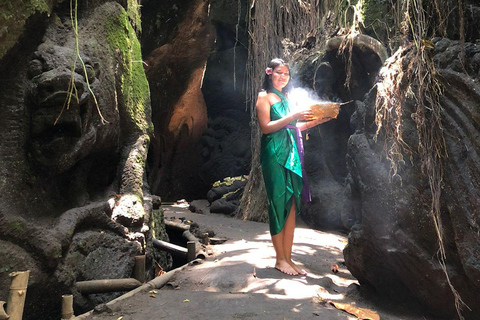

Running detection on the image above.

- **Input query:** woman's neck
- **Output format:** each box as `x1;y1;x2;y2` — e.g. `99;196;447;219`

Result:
273;85;283;92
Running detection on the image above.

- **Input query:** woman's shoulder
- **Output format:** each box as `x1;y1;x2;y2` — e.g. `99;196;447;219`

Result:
257;90;271;105
258;90;268;98
258;90;280;104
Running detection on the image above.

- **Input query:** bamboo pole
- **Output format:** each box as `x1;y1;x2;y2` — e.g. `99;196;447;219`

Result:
76;279;142;294
6;270;30;320
187;241;196;262
182;231;206;259
0;301;8;320
61;295;74;320
133;255;146;283
182;230;196;242
152;238;187;257
72;259;201;319
164;220;190;231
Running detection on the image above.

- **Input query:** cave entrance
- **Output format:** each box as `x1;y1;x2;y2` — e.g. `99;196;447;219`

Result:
306;35;387;183
293;34;388;229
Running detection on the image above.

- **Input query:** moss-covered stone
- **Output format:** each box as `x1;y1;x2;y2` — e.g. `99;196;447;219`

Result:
127;0;142;33
362;0;393;47
151;208;168;240
213;175;247;188
0;0;55;60
104;8;152;136
8;220;27;235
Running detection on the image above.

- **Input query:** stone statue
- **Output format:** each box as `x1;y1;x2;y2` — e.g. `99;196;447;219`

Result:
0;1;167;318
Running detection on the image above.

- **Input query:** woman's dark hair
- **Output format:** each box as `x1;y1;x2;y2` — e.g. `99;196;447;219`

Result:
261;58;293;94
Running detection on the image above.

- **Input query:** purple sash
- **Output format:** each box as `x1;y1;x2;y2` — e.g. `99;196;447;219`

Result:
285;125;312;202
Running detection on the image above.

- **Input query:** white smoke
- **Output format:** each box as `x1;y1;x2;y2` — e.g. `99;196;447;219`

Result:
288;87;325;112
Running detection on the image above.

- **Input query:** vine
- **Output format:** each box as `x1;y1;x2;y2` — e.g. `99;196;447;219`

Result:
57;0;107;125
338;0;364;91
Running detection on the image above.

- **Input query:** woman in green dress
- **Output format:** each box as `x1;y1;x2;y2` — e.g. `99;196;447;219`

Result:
256;58;334;275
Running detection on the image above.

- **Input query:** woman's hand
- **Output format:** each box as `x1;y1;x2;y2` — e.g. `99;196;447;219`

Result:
298;116;335;131
314;116;334;124
257;93;317;134
289;108;314;121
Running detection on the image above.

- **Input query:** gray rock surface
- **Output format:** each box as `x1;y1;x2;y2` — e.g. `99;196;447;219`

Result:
344;39;480;318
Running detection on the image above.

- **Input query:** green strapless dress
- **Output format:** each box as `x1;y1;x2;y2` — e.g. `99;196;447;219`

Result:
260;88;303;236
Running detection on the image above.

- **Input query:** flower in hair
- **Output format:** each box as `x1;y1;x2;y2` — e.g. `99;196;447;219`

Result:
265;67;273;75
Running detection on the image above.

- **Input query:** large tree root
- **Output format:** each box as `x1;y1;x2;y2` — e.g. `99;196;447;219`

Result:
326;34;388;64
0;201;128;270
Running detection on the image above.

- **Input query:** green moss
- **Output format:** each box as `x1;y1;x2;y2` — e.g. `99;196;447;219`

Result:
0;0;54;60
213;175;248;188
151;208;167;240
362;0;392;44
104;7;152;135
8;220;27;235
222;190;237;199
127;0;142;33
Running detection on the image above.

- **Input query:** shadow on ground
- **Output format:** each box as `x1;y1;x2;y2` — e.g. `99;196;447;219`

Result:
78;202;442;320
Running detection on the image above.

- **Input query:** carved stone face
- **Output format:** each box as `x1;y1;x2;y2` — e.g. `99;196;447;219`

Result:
27;43;101;173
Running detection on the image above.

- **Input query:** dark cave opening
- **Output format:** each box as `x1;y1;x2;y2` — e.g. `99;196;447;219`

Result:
299;41;385;185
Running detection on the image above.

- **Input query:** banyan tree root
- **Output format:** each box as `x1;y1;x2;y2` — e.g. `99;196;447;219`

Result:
0;202;129;271
6;270;30;320
55;201;128;246
326;34;388;64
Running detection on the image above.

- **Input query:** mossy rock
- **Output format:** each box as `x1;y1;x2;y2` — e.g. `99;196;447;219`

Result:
0;0;54;60
104;4;152;135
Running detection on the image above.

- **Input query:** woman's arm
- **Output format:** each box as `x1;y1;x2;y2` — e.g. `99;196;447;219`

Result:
256;92;312;134
296;116;334;132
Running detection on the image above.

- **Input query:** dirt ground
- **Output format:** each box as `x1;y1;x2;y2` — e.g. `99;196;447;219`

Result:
76;201;441;320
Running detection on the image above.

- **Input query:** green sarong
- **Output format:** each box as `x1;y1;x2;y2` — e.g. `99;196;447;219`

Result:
260;88;303;236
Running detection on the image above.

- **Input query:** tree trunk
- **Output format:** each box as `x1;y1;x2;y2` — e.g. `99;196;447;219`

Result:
238;0;335;223
237;124;268;222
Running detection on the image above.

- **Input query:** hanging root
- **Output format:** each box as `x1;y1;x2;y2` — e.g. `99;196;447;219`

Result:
59;0;108;126
374;0;468;317
374;44;414;180
241;0;340;222
327;34;388;64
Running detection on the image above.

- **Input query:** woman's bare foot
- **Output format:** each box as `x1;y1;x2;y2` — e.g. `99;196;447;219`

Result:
275;260;298;275
289;260;307;276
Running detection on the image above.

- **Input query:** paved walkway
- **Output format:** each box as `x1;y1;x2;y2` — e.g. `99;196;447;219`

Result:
75;203;435;320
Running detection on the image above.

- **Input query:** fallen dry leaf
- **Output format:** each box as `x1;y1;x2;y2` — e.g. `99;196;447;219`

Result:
154;261;166;277
329;301;380;320
331;264;339;274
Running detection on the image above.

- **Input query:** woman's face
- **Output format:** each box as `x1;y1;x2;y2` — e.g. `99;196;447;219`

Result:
271;65;290;90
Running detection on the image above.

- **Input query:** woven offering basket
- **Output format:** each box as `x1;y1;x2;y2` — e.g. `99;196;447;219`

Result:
310;102;340;119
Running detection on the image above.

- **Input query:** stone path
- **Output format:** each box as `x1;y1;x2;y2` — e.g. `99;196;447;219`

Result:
75;203;437;320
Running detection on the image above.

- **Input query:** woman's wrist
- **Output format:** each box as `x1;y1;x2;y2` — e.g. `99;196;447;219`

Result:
288;113;295;123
